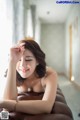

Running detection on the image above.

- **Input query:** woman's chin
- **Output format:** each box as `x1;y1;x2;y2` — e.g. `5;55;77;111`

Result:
21;75;27;78
22;76;27;79
19;71;27;77
19;71;33;79
20;73;30;79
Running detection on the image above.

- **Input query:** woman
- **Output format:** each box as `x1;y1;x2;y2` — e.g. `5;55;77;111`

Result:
0;38;57;114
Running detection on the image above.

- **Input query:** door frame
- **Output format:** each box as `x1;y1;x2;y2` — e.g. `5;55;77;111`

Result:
69;25;72;81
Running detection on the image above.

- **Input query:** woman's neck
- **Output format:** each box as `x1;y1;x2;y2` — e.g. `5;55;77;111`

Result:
26;71;38;81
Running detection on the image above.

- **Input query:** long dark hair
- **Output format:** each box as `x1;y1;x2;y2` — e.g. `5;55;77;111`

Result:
5;38;46;82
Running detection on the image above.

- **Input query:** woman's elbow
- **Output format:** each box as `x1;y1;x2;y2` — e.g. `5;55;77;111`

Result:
45;106;53;113
44;108;52;114
43;102;53;114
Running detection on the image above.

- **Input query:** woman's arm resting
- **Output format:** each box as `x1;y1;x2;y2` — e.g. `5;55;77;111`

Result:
16;100;51;114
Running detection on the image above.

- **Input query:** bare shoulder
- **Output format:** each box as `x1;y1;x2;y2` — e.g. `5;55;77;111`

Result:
42;66;58;86
46;66;57;77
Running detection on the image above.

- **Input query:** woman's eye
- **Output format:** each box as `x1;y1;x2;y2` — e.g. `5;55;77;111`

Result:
25;59;32;61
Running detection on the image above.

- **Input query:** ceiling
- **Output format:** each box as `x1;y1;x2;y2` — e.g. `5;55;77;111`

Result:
29;0;72;23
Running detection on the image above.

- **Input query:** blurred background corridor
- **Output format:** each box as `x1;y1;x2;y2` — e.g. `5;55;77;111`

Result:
0;0;80;119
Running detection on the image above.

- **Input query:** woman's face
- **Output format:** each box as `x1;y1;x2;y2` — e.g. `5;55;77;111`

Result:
16;48;38;79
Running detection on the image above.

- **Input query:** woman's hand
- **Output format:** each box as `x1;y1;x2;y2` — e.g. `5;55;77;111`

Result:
9;43;25;64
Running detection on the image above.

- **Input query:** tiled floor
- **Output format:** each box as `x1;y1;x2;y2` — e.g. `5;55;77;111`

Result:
58;75;80;120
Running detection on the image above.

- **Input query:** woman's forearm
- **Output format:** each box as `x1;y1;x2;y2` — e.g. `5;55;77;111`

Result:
1;99;52;114
3;60;17;100
16;100;52;114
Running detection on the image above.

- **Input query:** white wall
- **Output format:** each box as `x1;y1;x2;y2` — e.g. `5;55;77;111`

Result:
65;5;80;84
41;23;65;74
0;0;14;99
33;5;41;45
35;18;41;45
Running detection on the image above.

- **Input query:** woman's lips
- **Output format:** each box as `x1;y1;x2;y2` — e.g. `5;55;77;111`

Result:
19;68;29;73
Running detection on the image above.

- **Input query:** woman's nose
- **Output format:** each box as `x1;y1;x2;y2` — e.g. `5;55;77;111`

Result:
20;60;26;67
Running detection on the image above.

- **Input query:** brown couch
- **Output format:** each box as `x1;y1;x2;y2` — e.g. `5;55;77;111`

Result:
0;87;74;120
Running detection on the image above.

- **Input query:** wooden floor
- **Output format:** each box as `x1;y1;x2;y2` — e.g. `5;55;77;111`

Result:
58;75;80;120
